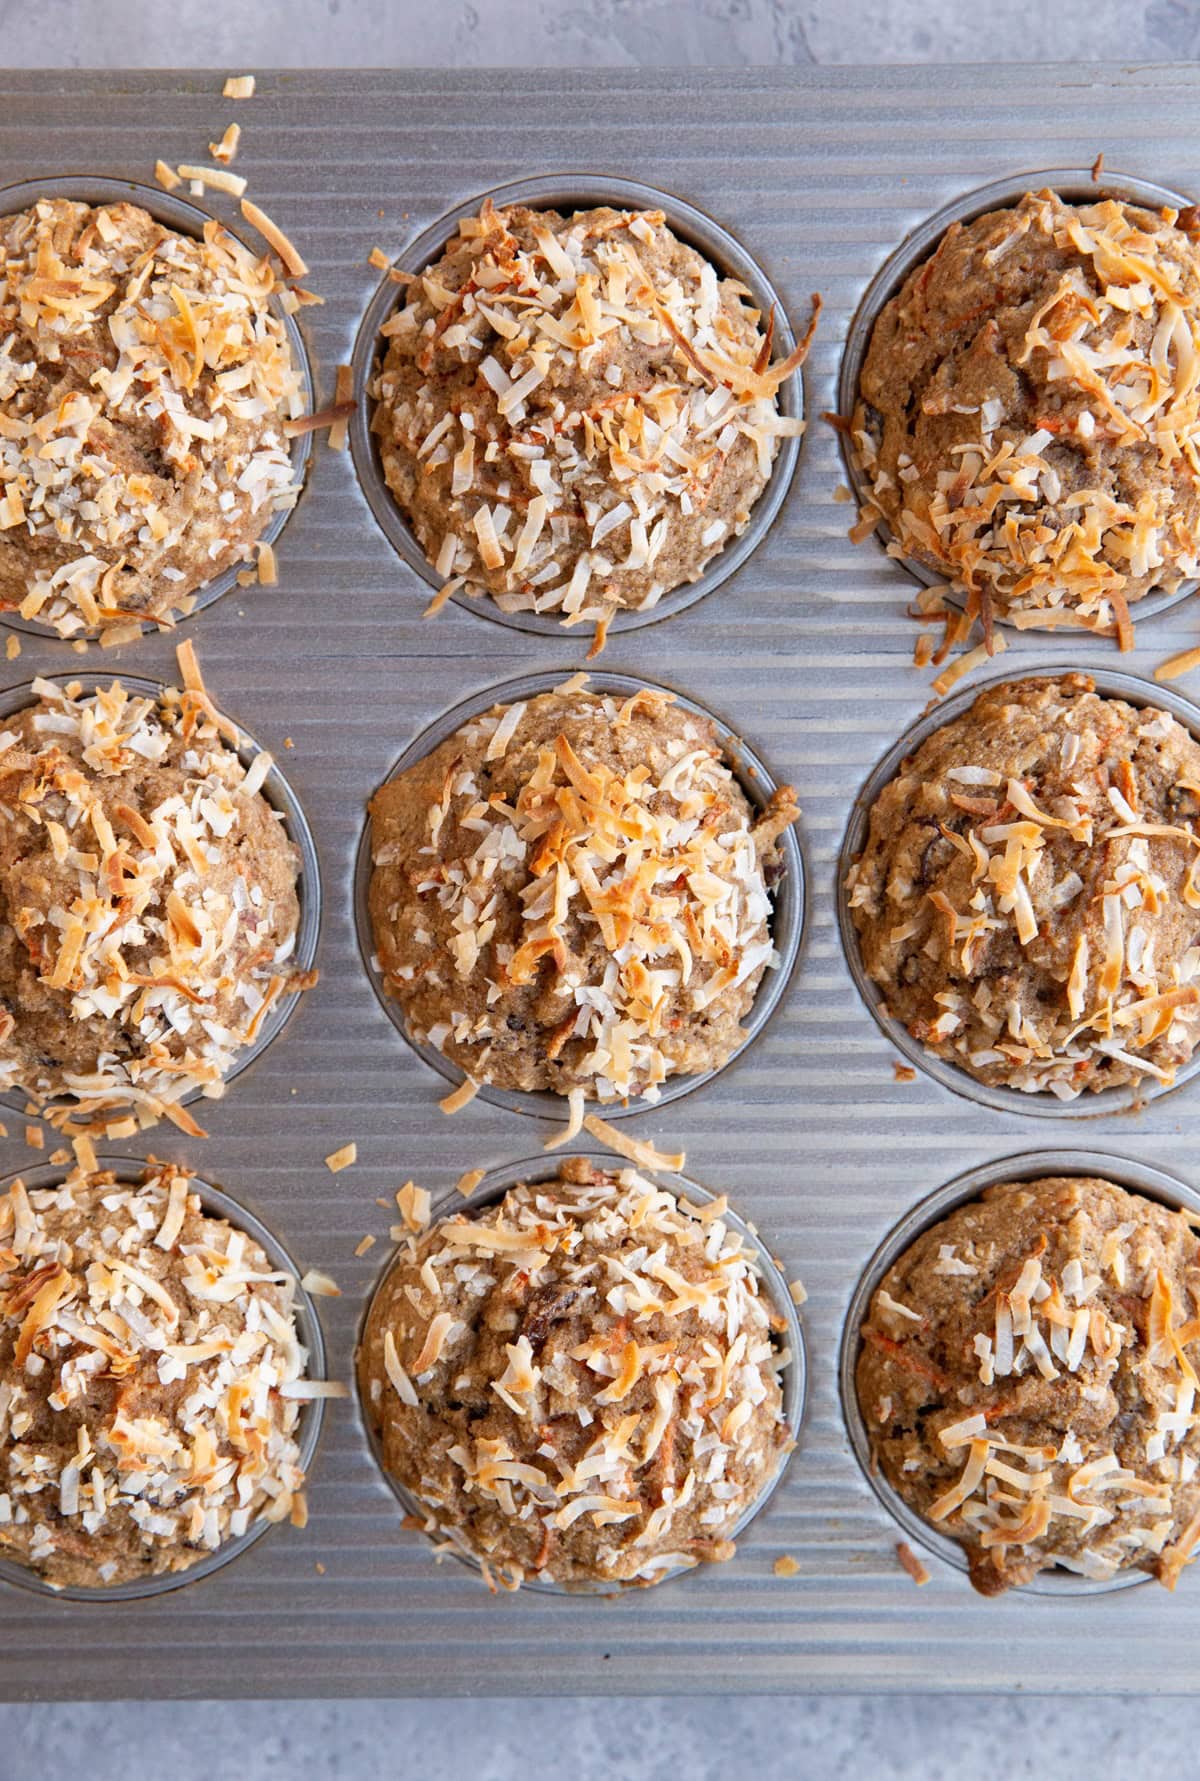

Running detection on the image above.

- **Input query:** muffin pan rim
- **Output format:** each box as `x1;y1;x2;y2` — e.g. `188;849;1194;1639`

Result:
352;1145;806;1596
0;1152;328;1604
0;668;323;1125
346;168;806;640
352;663;806;1123
835;659;1200;1120
834;162;1200;634
838;1144;1200;1598
0;171;315;645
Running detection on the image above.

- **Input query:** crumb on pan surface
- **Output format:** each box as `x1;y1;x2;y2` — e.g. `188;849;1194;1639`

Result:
0;1160;313;1589
368;683;799;1103
857;1174;1200;1596
369;200;814;627
0;656;308;1135
846;673;1200;1099
0;198;306;641
357;1157;794;1591
852;189;1200;644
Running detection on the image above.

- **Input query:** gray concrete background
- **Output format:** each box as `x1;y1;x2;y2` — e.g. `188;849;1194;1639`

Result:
2;4;1198;1773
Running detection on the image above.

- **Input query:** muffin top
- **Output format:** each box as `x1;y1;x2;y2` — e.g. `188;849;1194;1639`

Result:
853;190;1200;637
857;1174;1200;1595
0;660;304;1132
370;201;809;631
358;1158;793;1590
368;683;798;1103
0;198;305;640
0;1162;312;1589
846;674;1200;1099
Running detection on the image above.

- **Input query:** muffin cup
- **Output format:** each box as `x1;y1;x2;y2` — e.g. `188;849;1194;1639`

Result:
0;1156;328;1603
837;660;1200;1119
0;173;314;644
836;165;1198;631
839;1146;1200;1597
0;671;322;1125
354;666;805;1121
348;172;805;638
356;1148;806;1595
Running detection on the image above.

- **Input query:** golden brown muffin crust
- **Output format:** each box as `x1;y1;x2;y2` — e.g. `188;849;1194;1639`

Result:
368;685;798;1102
370;202;806;626
0;1163;310;1589
853;190;1200;637
0;672;303;1128
0;198;304;640
846;674;1200;1099
358;1158;791;1589
857;1175;1200;1595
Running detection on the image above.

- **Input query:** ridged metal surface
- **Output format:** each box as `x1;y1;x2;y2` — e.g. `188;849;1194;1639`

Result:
4;64;1200;1699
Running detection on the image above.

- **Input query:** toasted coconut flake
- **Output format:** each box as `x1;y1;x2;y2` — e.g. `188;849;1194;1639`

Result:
440;1077;480;1115
1155;645;1200;682
329;366;354;451
931;634;1007;698
300;1269;341;1298
582;1114;684;1173
544;1086;586;1152
210;124;241;165
154;160;182;192
223;74;256;99
454;1168;486;1201
773;1554;801;1578
895;1541;931;1586
240;198;308;277
324;1143;358;1174
177;164;248;199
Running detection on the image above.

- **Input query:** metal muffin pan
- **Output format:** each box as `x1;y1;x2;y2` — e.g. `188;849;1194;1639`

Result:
355;1148;807;1595
0;1155;328;1603
835;164;1199;631
0;173;315;643
838;1146;1200;1598
353;666;805;1121
0;670;323;1126
835;660;1200;1120
348;171;806;639
8;65;1200;1701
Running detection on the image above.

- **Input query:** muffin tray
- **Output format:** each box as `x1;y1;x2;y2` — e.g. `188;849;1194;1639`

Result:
6;62;1200;1700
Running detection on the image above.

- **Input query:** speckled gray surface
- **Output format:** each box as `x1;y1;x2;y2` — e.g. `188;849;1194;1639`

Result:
3;1;1199;1771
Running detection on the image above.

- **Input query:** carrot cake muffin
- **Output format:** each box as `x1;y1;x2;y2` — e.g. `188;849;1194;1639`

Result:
370;200;813;629
358;1157;793;1589
846;674;1200;1099
0;197;305;640
852;189;1200;639
0;1161;314;1589
0;661;305;1131
367;682;799;1103
857;1173;1200;1594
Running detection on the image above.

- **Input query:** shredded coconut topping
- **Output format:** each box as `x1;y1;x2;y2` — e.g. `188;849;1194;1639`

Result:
0;198;306;640
370;200;815;625
0;655;309;1134
359;1158;793;1590
369;687;798;1103
854;189;1200;649
847;674;1200;1098
0;1161;320;1588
